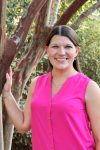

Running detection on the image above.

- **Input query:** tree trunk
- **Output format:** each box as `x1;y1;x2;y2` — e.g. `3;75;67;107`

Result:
0;97;4;150
0;0;6;149
3;113;14;150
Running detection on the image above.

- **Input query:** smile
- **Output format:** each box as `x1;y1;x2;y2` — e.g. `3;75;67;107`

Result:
55;58;68;61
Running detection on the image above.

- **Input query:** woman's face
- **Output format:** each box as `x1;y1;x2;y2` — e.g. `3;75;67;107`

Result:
46;35;80;70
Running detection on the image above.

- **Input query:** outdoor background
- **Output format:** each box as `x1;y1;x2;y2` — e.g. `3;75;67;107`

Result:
2;0;100;149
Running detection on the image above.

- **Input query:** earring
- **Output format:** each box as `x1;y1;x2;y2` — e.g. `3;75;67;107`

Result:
74;57;77;60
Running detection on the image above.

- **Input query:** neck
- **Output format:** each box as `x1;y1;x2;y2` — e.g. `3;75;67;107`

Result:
52;66;77;81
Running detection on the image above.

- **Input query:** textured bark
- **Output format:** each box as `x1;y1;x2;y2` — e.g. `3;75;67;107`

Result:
12;0;48;51
71;1;100;30
0;0;7;94
55;0;88;25
0;0;6;57
49;0;61;26
0;0;6;149
3;114;14;150
44;0;53;26
0;97;4;150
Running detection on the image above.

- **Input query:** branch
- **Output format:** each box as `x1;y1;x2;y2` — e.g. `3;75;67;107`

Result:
55;0;88;25
49;0;61;26
34;1;48;38
71;1;100;30
11;0;48;51
44;0;53;26
0;0;6;58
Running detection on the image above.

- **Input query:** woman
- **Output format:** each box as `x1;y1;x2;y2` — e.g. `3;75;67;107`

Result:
2;25;100;150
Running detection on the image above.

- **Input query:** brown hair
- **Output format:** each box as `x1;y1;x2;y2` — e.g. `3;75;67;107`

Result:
46;25;81;72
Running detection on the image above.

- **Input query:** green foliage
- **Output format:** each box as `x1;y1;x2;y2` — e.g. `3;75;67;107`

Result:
12;130;32;150
78;18;100;85
6;0;31;35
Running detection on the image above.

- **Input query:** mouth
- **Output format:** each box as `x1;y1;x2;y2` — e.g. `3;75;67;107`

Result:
55;58;68;61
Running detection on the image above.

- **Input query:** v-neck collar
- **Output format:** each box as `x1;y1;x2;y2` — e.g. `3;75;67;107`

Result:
49;71;80;100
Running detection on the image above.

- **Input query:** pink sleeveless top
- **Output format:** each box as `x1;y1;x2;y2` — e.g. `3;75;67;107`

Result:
31;72;95;150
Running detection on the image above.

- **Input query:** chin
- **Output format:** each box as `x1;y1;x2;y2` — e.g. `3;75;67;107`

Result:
54;65;69;70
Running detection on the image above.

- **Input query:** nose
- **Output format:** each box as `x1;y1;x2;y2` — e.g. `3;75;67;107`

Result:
58;47;66;55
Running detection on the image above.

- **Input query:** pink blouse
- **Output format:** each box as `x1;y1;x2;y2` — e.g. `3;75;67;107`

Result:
31;72;95;150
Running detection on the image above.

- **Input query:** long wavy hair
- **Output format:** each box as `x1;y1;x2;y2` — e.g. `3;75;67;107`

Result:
45;25;81;72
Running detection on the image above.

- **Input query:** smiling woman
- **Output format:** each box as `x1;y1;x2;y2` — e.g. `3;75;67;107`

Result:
46;35;80;71
45;25;81;72
2;25;100;150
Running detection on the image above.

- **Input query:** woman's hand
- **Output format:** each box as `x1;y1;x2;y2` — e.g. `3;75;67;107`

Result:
2;67;12;95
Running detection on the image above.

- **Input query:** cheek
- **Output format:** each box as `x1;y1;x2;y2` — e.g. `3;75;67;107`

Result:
68;50;77;58
47;50;55;57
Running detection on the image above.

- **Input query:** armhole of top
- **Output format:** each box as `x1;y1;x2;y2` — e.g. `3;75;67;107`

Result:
31;72;50;99
32;76;40;98
84;78;91;102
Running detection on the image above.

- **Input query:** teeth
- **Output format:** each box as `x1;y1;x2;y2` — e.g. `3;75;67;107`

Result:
55;58;67;62
56;58;67;60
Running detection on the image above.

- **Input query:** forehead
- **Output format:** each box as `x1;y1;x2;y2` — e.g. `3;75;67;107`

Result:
50;35;73;45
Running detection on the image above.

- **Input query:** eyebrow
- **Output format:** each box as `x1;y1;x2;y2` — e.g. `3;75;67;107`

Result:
50;43;73;46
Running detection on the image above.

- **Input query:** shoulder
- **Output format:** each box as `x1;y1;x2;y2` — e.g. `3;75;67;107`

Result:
85;80;100;103
74;72;90;88
28;76;39;96
78;72;90;80
86;80;100;96
28;72;50;96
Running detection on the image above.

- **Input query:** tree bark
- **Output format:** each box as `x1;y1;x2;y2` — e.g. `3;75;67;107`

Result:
44;0;53;26
0;0;6;149
49;0;61;26
3;113;14;150
0;97;4;150
12;0;48;51
71;1;100;30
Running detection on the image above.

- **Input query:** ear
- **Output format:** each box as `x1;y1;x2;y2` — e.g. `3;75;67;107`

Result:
44;46;48;52
75;46;80;56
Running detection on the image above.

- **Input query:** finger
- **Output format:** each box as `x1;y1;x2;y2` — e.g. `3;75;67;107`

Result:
7;67;12;81
6;73;12;85
6;73;10;80
9;66;12;79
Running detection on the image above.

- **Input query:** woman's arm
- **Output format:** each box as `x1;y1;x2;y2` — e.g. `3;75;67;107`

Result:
86;80;100;150
2;67;38;133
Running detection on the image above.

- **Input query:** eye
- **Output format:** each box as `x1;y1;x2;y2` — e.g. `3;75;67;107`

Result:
52;45;59;48
65;45;72;49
